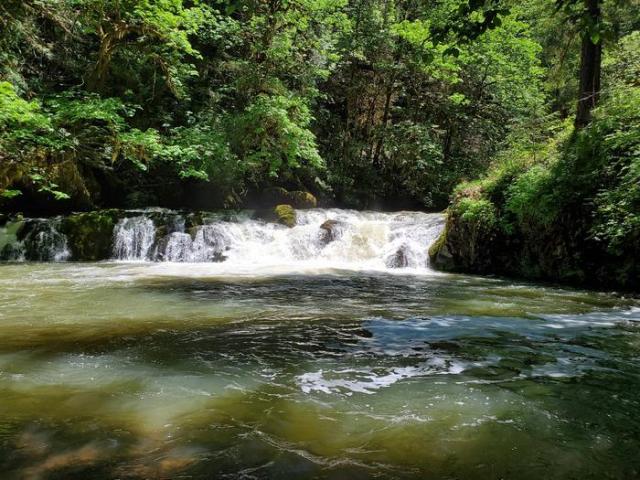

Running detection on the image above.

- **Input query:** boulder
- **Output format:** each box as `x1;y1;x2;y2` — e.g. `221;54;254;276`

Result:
319;219;341;244
254;204;297;227
274;204;296;228
261;187;317;209
287;191;317;209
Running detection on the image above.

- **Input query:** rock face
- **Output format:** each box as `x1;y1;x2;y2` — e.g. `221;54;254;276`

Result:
429;205;640;290
429;213;496;274
61;210;119;261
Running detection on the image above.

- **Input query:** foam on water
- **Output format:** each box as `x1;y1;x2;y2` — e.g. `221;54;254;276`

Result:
2;209;446;272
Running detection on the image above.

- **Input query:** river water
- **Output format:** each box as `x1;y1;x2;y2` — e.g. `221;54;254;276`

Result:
0;209;639;479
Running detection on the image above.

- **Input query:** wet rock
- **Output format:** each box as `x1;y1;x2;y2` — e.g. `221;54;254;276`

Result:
385;247;409;268
19;218;70;261
61;210;120;261
212;251;227;262
287;191;317;209
275;204;296;228
256;204;297;228
185;212;204;229
319;219;341;244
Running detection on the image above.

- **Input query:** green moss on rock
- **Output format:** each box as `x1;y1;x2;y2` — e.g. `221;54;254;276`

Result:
274;204;296;228
287;191;317;209
261;188;317;209
62;210;119;260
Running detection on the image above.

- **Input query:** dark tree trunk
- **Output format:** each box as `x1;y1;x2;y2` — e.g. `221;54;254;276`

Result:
575;0;602;129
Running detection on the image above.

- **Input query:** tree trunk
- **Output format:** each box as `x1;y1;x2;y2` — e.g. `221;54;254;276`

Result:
574;0;602;129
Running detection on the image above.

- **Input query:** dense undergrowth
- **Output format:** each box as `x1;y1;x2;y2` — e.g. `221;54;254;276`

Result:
431;31;640;289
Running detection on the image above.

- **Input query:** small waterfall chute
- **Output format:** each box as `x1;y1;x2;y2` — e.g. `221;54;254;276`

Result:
0;218;70;262
112;216;156;261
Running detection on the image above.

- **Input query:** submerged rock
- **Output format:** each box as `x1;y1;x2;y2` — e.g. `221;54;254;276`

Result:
319;219;341;244
385;246;409;268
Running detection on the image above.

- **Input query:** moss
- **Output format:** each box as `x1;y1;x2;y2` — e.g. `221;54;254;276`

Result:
62;210;119;260
287;191;317;209
261;188;317;209
428;223;448;260
274;204;296;228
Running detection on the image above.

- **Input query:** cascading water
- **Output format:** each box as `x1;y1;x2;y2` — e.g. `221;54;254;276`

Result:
112;216;156;261
2;209;445;270
110;209;445;270
0;218;70;262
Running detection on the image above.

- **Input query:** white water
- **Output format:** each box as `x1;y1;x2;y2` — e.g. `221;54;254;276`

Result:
112;216;156;261
111;209;445;271
1;209;445;272
0;218;70;262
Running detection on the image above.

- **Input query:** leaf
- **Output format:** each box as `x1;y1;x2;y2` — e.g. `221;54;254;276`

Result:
1;189;22;199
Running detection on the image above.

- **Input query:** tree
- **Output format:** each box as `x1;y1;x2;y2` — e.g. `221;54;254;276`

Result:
575;0;602;128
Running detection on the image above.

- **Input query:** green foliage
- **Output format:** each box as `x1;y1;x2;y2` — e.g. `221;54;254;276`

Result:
0;0;638;217
505;164;558;227
587;87;640;252
453;197;497;229
230;95;323;180
162;121;242;197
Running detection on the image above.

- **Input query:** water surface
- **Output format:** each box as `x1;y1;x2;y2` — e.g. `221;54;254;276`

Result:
0;211;639;479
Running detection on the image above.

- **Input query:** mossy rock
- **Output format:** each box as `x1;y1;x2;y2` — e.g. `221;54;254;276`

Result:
62;210;120;260
261;188;317;209
287;191;317;209
274;204;296;228
262;187;290;205
429;223;455;271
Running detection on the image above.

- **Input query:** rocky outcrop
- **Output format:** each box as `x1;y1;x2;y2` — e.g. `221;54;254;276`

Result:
429;204;639;290
61;210;119;261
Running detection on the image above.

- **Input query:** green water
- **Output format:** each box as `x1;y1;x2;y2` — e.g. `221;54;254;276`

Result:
0;263;639;479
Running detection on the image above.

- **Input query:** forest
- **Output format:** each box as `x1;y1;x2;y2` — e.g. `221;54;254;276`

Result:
1;1;640;479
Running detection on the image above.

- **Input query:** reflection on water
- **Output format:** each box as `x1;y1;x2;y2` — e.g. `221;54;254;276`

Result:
0;263;639;479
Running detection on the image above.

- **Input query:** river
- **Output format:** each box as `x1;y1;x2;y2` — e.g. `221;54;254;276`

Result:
0;209;639;479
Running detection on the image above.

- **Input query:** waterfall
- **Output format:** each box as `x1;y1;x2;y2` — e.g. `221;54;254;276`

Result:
2;209;445;271
112;216;156;261
0;218;70;262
